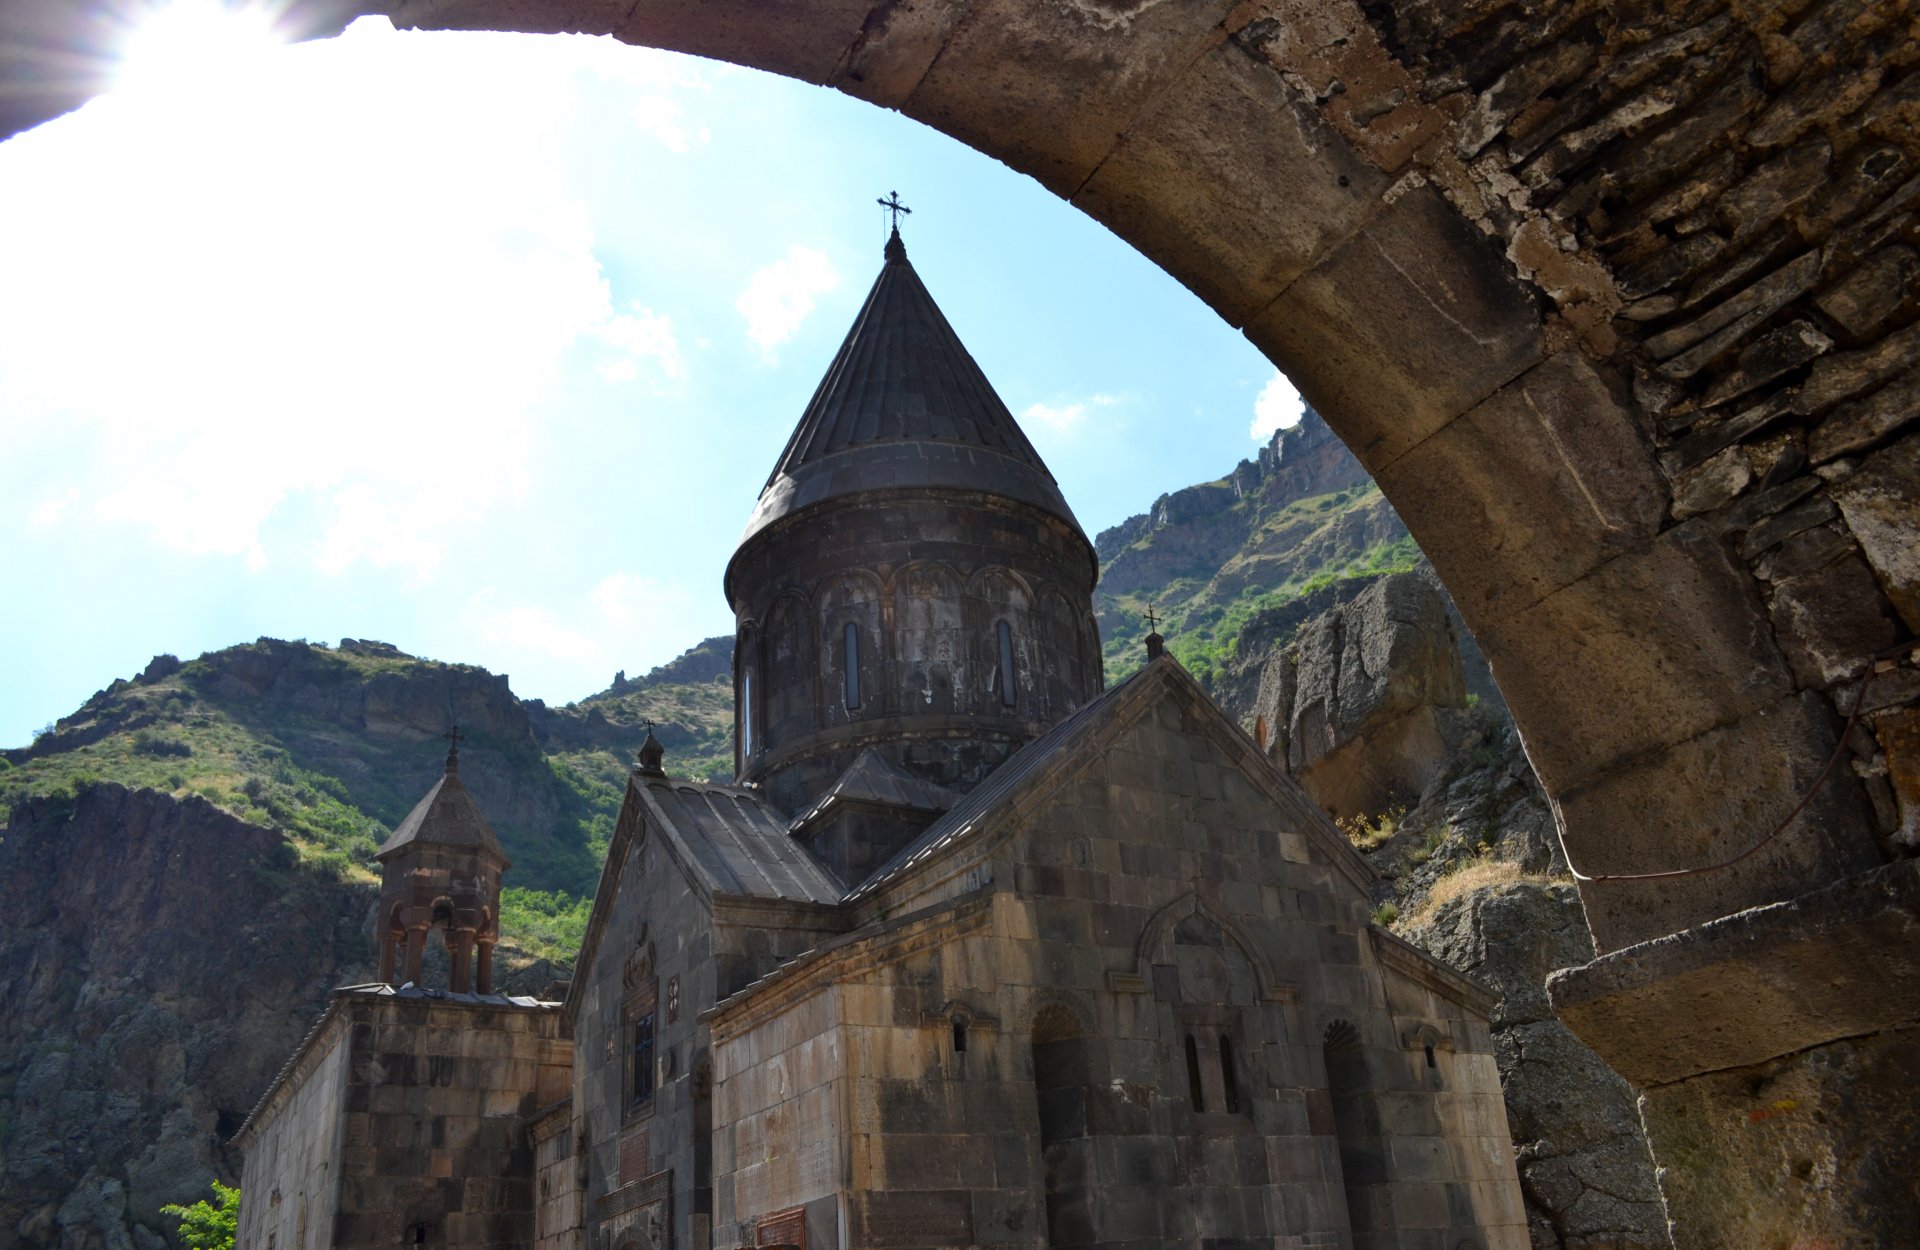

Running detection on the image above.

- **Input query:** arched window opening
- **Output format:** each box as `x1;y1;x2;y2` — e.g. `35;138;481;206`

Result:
1325;1021;1380;1242
630;1010;656;1113
741;668;755;759
996;619;1017;707
1030;1007;1090;1248
844;622;861;710
1425;1043;1437;1070
693;1058;714;1221
1185;1033;1206;1112
408;1224;427;1247
1219;1034;1241;1114
951;1014;968;1053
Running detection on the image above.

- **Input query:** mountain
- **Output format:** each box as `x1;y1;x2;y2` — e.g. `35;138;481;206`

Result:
1093;411;1419;687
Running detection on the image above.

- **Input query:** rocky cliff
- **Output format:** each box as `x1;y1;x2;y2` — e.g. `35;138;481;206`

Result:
0;786;370;1250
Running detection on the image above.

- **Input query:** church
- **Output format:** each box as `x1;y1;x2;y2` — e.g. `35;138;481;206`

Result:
233;224;1529;1250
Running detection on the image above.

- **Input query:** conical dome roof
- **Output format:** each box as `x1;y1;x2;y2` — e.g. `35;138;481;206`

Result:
734;230;1086;551
375;749;511;867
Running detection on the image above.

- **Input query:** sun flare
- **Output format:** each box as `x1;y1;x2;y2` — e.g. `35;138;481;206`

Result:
115;0;286;100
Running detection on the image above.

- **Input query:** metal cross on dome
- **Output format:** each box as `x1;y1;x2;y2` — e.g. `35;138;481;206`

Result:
1144;604;1160;632
444;724;465;750
877;191;912;232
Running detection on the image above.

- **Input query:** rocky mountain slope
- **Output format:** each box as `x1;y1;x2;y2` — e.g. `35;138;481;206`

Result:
0;415;1669;1250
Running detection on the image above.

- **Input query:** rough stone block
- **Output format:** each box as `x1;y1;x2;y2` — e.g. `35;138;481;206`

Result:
899;0;1240;196
1248;185;1544;472
1830;430;1920;630
1556;689;1881;951
1551;859;1920;1088
1766;549;1903;688
1074;38;1387;325
1634;1026;1920;1250
1377;351;1665;626
1479;518;1793;797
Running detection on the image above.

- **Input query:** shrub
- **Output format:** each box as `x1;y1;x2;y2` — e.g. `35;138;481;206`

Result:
1406;825;1450;866
1337;807;1404;851
161;1180;239;1250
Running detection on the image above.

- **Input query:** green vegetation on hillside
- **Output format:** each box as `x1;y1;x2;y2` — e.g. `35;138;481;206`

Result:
1098;482;1420;688
1;641;634;898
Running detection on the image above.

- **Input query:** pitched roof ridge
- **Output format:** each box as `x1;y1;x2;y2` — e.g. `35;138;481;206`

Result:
375;768;509;865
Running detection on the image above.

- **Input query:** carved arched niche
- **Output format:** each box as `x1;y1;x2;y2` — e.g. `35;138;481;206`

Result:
967;566;1034;711
761;591;815;751
894;561;966;717
817;570;883;724
1113;893;1296;1127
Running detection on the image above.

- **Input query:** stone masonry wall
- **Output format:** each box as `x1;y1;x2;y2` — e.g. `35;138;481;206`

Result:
333;995;567;1250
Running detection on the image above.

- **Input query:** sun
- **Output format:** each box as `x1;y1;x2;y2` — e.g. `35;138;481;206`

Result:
114;0;287;101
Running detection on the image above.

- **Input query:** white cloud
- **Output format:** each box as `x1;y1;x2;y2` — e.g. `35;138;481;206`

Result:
1022;392;1117;434
736;246;841;356
481;602;605;664
1250;371;1304;440
594;304;685;387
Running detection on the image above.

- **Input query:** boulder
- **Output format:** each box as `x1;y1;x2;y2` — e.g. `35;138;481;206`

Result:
1255;571;1467;817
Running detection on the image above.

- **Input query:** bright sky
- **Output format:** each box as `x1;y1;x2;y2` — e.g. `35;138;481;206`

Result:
0;6;1304;749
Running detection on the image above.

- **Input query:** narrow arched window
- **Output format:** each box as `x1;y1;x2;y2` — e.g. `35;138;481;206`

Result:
996;620;1017;707
741;669;755;758
1219;1034;1240;1113
844;622;861;710
951;1014;968;1053
1185;1033;1206;1112
631;1011;656;1110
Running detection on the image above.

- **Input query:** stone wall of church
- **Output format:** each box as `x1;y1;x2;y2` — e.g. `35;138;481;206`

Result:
728;492;1102;814
236;1012;350;1250
573;792;846;1250
707;671;1528;1250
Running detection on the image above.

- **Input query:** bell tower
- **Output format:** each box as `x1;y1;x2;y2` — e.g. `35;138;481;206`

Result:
724;223;1104;817
373;728;509;994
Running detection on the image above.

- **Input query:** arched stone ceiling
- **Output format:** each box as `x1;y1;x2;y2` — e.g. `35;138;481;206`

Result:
4;0;1914;959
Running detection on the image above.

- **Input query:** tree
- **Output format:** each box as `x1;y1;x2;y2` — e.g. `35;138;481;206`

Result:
161;1180;240;1250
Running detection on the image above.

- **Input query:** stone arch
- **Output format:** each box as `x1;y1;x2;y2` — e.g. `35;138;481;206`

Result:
1132;891;1293;1006
280;0;1916;990
894;560;967;716
9;0;1910;947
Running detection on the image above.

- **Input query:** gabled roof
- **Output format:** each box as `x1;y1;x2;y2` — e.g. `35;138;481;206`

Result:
375;764;510;866
844;654;1379;904
733;230;1087;555
790;746;964;833
633;777;844;906
565;768;846;1022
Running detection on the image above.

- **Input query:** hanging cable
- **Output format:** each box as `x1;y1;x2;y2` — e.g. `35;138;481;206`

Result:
1562;640;1915;884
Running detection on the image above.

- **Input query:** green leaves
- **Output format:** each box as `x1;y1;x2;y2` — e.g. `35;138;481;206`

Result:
160;1181;240;1250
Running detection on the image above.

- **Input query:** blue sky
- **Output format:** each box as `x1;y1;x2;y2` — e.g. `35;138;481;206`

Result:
0;8;1302;748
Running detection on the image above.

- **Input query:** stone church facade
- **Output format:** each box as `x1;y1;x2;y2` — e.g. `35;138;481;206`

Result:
237;229;1527;1250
